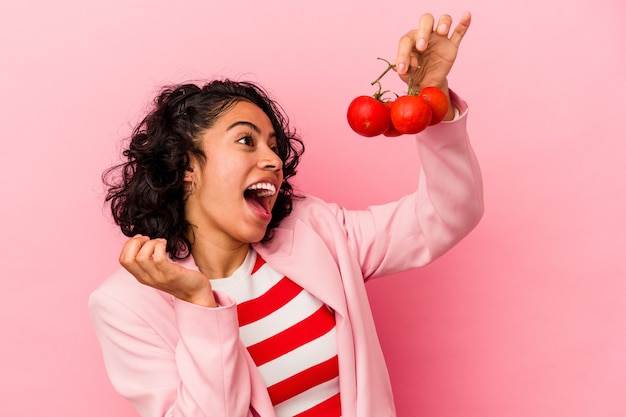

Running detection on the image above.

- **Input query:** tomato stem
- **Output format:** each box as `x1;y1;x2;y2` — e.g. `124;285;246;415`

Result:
407;68;418;95
370;57;396;87
368;58;396;101
406;54;425;95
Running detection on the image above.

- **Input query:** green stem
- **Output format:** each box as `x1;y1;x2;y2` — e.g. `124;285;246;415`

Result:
407;54;425;95
407;67;417;95
370;57;395;87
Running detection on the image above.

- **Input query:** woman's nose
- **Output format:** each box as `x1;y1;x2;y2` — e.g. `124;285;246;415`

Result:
260;146;283;171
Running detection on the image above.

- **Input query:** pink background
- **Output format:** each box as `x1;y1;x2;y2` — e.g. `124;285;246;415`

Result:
1;0;625;416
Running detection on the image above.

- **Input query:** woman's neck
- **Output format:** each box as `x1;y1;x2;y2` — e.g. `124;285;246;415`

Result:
190;238;250;280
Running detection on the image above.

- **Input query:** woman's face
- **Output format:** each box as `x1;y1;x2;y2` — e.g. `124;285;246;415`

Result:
185;100;284;249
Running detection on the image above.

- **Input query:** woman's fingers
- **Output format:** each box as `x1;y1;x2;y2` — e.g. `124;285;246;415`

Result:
449;11;472;48
395;14;434;74
396;33;416;74
394;11;473;89
119;235;150;277
395;12;460;74
415;13;435;51
119;235;168;285
436;14;453;37
117;235;216;307
134;238;170;282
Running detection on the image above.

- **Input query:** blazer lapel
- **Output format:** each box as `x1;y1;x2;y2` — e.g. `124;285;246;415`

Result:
254;220;349;317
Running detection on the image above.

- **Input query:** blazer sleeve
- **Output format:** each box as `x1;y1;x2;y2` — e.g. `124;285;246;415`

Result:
88;280;256;417
332;92;484;279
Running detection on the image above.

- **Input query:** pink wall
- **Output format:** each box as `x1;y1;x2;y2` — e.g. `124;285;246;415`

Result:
1;0;625;415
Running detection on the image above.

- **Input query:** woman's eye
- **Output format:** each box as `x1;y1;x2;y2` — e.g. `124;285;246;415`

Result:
237;135;253;146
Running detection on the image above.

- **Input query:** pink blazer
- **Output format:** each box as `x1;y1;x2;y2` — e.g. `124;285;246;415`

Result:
89;94;483;417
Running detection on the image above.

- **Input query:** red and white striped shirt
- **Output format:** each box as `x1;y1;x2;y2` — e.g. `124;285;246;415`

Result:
209;249;341;417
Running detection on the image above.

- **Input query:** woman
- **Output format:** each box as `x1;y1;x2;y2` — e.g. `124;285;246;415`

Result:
90;11;483;417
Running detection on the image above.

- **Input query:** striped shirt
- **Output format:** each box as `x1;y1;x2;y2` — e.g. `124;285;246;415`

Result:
210;249;341;417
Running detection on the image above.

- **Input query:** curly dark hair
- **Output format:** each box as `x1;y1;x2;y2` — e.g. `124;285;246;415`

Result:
103;79;305;260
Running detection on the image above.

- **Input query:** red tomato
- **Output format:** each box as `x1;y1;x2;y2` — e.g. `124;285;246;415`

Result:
420;87;449;125
389;95;432;134
347;96;390;137
383;101;402;137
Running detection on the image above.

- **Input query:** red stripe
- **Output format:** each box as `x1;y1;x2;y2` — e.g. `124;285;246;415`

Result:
267;355;339;405
237;277;302;326
246;306;336;366
251;253;266;274
293;392;341;417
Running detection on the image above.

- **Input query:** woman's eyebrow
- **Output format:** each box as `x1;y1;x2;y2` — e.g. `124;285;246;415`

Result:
227;120;276;138
226;121;260;133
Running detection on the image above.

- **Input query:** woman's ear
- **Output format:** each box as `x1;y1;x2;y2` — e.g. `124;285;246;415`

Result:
183;166;196;196
184;166;194;183
183;157;197;196
184;155;198;184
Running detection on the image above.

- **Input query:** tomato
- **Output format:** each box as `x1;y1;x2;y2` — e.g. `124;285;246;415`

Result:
347;96;390;137
420;87;449;125
383;101;402;137
389;95;432;134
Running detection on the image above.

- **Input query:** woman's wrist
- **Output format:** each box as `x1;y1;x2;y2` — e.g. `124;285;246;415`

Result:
183;281;218;308
436;79;456;121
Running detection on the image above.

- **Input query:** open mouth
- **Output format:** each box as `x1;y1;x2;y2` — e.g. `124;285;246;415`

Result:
244;182;277;219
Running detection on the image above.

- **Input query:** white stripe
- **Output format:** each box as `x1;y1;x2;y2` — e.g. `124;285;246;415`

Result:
257;327;338;387
229;262;285;303
273;377;340;417
209;256;285;303
208;249;257;291
239;290;324;346
211;252;341;413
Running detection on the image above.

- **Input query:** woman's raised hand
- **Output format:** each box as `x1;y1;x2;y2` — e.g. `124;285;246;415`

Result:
394;11;472;118
119;235;217;307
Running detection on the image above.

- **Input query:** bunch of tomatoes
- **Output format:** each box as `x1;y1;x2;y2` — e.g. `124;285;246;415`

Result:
347;58;449;137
